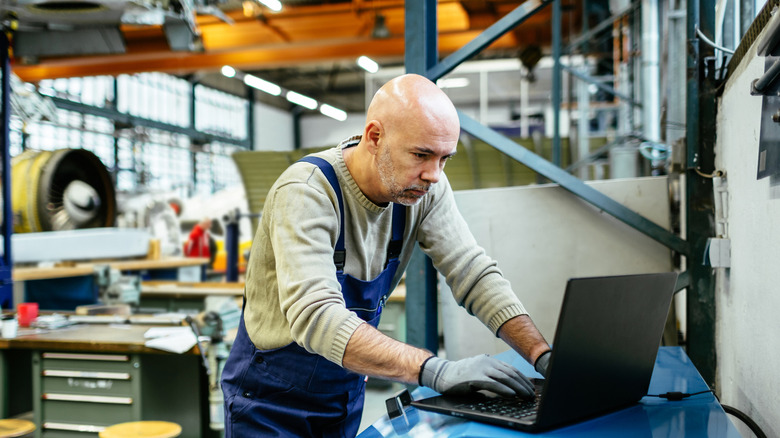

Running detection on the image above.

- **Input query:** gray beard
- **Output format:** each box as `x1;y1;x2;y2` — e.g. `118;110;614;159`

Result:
376;148;428;206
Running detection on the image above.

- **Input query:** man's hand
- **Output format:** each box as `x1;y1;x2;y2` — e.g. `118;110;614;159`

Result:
419;355;535;398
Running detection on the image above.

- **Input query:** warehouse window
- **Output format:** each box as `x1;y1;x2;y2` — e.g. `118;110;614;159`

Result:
15;73;246;200
194;85;248;141
19;108;115;170
116;73;192;127
38;76;115;108
210;142;243;192
115;136;136;193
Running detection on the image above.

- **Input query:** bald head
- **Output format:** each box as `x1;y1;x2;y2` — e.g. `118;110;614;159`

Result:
366;74;460;143
345;74;460;206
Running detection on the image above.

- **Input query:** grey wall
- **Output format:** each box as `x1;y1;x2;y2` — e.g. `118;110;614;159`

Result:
253;103;295;151
300;114;366;149
251;103;367;151
714;14;780;437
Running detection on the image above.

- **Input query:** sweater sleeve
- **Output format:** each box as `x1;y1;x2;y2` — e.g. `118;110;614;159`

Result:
267;171;365;365
417;175;528;335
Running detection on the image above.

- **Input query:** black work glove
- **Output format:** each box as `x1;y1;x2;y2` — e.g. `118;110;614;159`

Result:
534;350;552;377
419;354;535;398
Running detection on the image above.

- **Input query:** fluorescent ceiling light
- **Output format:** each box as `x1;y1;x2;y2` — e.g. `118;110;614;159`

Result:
357;56;379;73
38;86;55;97
226;66;343;117
437;77;470;89
286;91;317;110
244;74;281;96
221;65;236;78
320;104;347;122
258;0;282;12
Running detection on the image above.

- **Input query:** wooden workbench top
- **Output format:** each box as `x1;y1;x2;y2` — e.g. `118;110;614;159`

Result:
13;257;210;281
141;281;245;297
0;323;198;355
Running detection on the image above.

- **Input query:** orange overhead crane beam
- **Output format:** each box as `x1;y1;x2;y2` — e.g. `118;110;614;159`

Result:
12;32;522;81
10;0;556;82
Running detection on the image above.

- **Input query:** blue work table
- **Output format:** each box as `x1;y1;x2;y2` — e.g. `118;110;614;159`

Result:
359;347;741;437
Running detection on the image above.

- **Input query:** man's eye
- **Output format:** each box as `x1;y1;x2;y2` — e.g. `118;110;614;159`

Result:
414;153;427;158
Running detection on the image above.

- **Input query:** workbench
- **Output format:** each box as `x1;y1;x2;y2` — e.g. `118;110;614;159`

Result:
12;257;210;310
13;258;209;282
139;281;244;315
0;323;216;438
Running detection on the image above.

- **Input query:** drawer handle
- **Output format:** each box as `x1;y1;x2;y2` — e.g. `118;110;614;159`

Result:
43;393;133;404
43;370;131;380
43;422;106;433
42;353;130;362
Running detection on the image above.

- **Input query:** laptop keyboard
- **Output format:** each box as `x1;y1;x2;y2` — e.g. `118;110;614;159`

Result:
455;393;541;419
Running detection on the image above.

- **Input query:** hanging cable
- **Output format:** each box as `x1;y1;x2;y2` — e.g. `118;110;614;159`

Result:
695;25;735;55
721;404;768;438
709;392;769;437
647;390;768;437
693;168;724;179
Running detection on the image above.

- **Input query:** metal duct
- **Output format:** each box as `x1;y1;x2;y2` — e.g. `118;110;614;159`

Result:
3;0;201;57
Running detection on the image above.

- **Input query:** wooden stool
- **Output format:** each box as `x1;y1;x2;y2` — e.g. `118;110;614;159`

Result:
0;419;35;438
99;421;181;438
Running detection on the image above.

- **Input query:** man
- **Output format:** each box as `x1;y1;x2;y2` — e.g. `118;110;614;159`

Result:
221;74;551;437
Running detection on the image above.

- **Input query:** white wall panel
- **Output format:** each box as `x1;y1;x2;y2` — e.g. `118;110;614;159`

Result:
714;12;780;437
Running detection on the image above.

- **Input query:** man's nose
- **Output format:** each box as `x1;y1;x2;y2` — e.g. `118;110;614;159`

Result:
421;160;442;184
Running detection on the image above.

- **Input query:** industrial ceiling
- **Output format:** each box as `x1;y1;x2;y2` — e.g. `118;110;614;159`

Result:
5;0;584;112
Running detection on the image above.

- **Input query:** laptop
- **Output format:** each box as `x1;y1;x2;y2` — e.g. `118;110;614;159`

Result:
411;272;678;432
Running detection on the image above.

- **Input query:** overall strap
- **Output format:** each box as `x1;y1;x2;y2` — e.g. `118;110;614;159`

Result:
298;156;346;271
387;203;406;266
297;156;407;271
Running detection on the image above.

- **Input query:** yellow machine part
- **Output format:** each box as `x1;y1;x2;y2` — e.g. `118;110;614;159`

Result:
211;239;252;273
8;148;117;233
11;149;52;233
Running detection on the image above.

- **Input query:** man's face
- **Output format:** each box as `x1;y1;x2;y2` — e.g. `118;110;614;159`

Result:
375;136;456;206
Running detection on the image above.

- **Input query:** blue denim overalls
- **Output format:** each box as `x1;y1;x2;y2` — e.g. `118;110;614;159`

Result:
221;156;406;437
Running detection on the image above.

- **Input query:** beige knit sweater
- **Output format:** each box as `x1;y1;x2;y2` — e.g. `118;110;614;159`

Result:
242;138;528;366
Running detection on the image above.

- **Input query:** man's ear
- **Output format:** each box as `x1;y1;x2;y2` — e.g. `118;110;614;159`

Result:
364;120;382;155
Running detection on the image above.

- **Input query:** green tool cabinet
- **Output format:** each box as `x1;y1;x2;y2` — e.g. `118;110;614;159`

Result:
33;352;142;437
1;324;211;438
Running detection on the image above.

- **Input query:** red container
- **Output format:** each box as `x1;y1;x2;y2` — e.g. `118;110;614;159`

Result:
17;302;39;327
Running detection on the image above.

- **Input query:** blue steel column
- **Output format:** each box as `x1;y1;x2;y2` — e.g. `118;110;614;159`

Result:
404;0;439;354
552;0;562;166
405;0;438;75
225;211;239;283
0;32;13;309
112;78;120;184
685;0;716;386
247;86;255;150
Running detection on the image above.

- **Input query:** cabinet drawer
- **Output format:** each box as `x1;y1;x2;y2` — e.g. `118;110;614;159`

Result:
41;353;135;374
42;421;105;437
42;370;133;397
41;398;134;425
